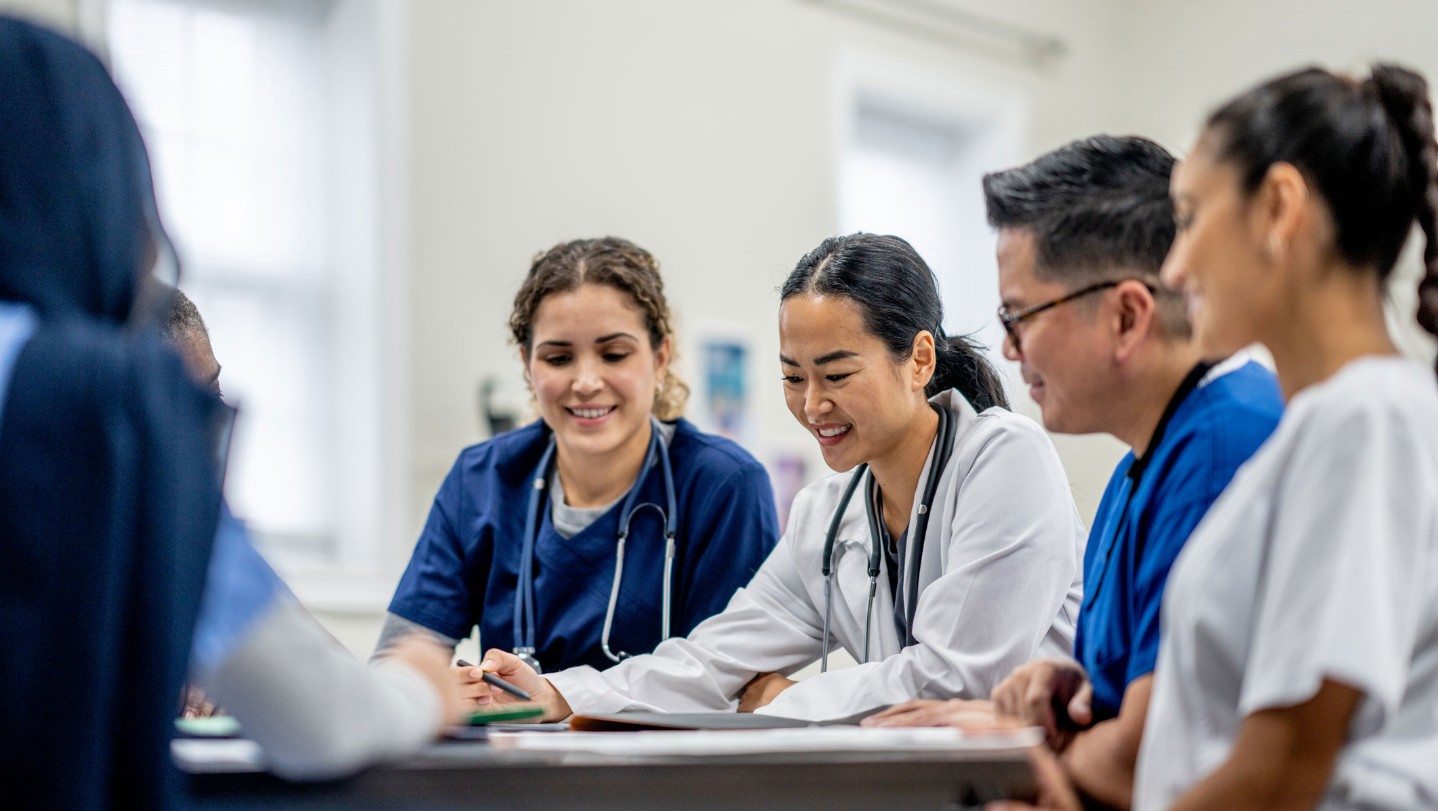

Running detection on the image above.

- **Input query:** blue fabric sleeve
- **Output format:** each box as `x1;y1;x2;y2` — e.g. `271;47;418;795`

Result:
190;505;287;674
675;460;779;634
386;461;477;642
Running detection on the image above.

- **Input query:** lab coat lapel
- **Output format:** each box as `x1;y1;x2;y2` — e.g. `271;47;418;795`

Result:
887;390;977;653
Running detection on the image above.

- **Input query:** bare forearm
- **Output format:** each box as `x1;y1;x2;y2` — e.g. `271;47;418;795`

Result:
1055;674;1150;810
1169;680;1359;811
1061;721;1139;810
1168;760;1328;811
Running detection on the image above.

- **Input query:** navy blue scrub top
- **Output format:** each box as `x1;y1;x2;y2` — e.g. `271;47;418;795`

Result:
1074;360;1282;722
388;417;780;673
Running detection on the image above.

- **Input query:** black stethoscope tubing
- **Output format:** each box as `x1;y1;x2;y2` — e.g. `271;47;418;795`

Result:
513;416;678;672
820;403;956;672
1081;361;1213;612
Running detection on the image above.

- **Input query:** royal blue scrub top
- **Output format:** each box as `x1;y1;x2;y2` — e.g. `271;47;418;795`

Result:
388;417;779;673
1074;360;1282;722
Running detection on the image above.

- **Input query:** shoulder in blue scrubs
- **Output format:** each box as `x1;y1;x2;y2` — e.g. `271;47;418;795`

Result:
388;417;779;672
1074;358;1282;722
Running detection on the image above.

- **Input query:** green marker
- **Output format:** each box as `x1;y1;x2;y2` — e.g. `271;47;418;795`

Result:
465;705;544;725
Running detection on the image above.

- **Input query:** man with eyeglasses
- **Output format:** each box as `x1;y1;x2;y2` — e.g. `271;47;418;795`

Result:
866;136;1282;809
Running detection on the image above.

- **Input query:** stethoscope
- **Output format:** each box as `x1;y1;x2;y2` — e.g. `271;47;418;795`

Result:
1082;360;1214;612
819;403;956;672
512;416;678;673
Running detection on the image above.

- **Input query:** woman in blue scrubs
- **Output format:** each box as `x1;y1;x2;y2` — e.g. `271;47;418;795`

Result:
379;237;780;674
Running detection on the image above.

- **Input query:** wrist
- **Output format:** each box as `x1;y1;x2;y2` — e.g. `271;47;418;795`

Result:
540;678;572;722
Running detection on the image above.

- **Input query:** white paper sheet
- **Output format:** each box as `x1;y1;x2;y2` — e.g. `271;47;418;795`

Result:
172;738;266;772
489;725;1041;756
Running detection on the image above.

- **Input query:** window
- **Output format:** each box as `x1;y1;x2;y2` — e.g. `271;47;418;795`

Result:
104;0;401;582
837;62;1024;378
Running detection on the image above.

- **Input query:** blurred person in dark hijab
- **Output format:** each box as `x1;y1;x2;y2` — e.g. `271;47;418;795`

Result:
0;16;459;810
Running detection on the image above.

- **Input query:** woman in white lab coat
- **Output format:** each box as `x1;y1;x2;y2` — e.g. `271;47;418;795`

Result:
470;233;1086;722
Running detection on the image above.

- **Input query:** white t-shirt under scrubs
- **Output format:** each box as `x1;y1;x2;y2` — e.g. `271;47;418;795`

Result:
1135;357;1438;811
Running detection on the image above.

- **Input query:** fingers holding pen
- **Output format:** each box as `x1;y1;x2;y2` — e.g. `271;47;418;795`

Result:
474;648;572;721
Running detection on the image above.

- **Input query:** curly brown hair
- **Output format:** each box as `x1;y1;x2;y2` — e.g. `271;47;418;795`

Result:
509;237;690;419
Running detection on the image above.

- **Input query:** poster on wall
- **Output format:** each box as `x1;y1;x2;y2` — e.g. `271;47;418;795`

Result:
770;451;808;534
698;334;751;445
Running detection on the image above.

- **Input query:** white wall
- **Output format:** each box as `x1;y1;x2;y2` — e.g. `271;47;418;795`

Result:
1118;0;1438;367
401;0;1133;553
2;0;71;26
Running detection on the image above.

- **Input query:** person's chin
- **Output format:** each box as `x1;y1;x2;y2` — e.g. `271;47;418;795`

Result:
552;421;621;454
818;441;865;473
1195;324;1246;361
1039;407;1082;437
1037;409;1063;433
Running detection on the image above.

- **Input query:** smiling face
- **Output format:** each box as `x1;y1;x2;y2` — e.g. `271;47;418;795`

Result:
1162;133;1279;358
995;229;1115;435
524;283;669;467
778;293;931;473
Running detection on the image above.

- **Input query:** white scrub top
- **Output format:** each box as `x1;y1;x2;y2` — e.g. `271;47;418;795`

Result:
545;389;1086;721
1135;357;1438;811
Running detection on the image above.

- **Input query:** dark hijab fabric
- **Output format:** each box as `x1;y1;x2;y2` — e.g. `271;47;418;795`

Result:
0;17;224;809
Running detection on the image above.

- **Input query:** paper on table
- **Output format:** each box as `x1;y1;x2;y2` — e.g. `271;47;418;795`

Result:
172;738;265;772
489;725;1041;756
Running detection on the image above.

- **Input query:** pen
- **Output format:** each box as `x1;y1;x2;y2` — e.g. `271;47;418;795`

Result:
456;659;533;701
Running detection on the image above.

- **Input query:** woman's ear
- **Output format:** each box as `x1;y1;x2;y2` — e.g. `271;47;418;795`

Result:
654;334;673;375
910;330;937;392
518;346;533;389
1254;162;1311;263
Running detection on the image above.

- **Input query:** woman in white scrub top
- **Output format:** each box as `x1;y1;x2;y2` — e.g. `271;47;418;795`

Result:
472;233;1086;723
995;64;1438;811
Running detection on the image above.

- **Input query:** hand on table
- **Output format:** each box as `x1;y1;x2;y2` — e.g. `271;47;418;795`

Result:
990;659;1092;750
181;685;220;719
861;698;1023;730
738;672;796;713
462;648;572;722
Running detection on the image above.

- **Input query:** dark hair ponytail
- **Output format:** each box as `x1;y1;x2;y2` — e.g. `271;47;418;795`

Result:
781;233;1009;411
1371;65;1438;376
932;329;1010;410
1207;62;1438;377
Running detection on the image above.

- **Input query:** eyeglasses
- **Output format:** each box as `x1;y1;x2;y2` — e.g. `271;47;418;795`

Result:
997;278;1154;353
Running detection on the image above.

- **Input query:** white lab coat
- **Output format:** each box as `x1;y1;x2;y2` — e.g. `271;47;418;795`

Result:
1135;358;1438;810
545;390;1086;721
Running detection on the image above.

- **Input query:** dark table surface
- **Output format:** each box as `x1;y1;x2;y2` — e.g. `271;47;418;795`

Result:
178;734;1037;810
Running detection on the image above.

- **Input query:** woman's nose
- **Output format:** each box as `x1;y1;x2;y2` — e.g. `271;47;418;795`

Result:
803;384;831;422
572;361;603;394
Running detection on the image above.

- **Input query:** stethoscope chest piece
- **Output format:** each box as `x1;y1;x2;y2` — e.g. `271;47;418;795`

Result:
514;646;543;674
